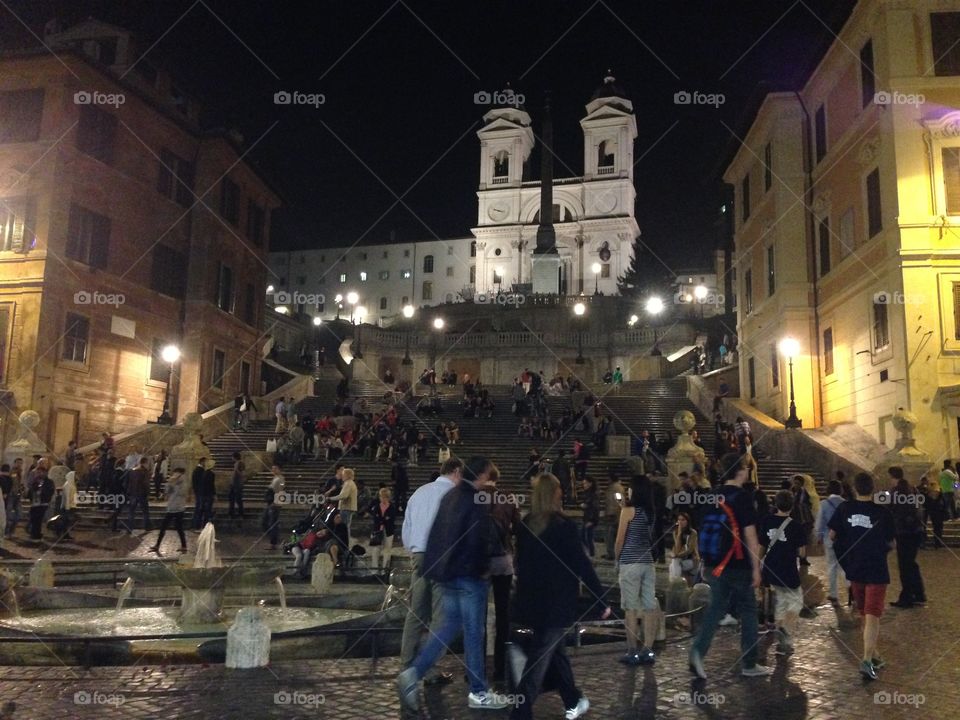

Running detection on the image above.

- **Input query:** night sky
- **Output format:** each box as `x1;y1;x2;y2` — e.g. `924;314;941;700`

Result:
3;0;856;270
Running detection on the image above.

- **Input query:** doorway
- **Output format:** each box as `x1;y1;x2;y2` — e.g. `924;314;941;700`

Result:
51;409;79;456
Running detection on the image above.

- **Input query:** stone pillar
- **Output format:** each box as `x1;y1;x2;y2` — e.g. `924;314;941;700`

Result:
226;607;271;669
666;410;706;492
3;411;47;467
873;407;932;486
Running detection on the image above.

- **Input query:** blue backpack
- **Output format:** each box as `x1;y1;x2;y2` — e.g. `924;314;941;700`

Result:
698;488;744;576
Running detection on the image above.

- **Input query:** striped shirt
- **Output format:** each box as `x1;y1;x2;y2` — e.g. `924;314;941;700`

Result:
619;508;654;564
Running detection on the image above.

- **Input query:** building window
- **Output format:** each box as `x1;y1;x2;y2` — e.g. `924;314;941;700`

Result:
423;255;434;273
469;265;476;284
873;301;890;351
0;305;9;383
0;88;44;143
339;273;347;283
866;168;882;237
447;246;454;255
942;147;960;214
493;267;503;284
216;263;234;313
446;266;454;277
379;297;388;310
243;283;256;326
63;313;89;364
763;143;772;192
422;281;432;300
770;346;780;388
766;246;775;296
361;252;368;260
493;150;509;178
470;241;477;258
77;105;116;163
296;275;305;285
860;40;875;107
818;218;831;276
401;295;409;305
401;269;411;279
157;148;195;207
598;140;615;168
220;178;240;225
741;174;751;223
379;270;389;280
150;244;187;299
382;250;388;259
246;200;265;246
0;197;36;252
360;271;367;282
744;268;753;313
747;357;756;398
600;263;611;279
66;204;110;268
240;361;251;394
815;104;827;163
212;349;226;389
149;338;170;382
823;327;834;375
931;12;960;76
404;249;410;258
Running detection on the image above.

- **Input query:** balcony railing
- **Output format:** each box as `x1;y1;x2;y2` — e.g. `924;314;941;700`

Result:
491;176;509;185
597;165;615;175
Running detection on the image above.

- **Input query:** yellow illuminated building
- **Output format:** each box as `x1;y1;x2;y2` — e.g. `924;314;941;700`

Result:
725;0;960;459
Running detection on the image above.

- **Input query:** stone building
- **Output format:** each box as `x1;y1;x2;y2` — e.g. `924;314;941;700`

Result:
725;0;960;457
0;19;279;450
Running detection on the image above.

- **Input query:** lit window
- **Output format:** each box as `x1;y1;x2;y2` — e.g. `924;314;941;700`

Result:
401;269;411;279
360;271;367;282
339;273;347;283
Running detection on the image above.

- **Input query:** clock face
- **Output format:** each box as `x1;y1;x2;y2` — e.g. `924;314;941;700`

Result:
595;192;618;214
488;201;510;222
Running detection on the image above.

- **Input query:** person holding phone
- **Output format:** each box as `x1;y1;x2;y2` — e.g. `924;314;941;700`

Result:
604;471;626;560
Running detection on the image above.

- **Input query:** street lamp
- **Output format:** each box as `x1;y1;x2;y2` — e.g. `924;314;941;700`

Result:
334;293;343;320
429;317;445;380
628;313;639;327
694;284;708;319
646;296;664;355
433;317;445;330
401;304;415;365
346;291;359;323
591;262;602;295
573;302;586;364
495;266;504;294
312;316;322;326
354;305;366;359
157;344;181;425
779;337;803;428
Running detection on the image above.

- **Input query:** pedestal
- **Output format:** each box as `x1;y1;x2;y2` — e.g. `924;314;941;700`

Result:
873;407;932;485
4;411;47;467
226;607;271;669
169;413;209;481
666;411;706;492
531;253;562;295
311;555;335;595
180;586;224;624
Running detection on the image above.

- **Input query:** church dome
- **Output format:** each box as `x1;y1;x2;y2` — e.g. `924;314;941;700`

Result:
590;71;630;107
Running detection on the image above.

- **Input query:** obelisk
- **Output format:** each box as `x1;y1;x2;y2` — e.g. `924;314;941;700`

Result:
531;93;562;294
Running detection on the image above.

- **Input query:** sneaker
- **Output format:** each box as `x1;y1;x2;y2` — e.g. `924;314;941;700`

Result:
395;667;419;711
741;664;773;677
718;614;739;627
871;656;886;670
859;660;878;681
565;696;590;720
149;545;160;554
618;651;641;666
637;647;656;665
688;649;707;680
467;690;511;710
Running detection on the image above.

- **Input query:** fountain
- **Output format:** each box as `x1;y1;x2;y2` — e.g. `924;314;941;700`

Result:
123;523;286;624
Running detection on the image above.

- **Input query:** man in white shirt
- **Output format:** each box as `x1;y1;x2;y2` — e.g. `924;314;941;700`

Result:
399;457;463;684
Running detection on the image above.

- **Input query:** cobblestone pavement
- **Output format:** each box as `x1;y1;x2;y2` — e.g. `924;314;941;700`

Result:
0;552;957;719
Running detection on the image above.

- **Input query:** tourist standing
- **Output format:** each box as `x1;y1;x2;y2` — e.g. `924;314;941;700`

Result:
580;476;599;559
553;450;572;504
396;456;509;711
152;450;168;500
937;460;957;519
263;465;285;550
327;467;357;540
198;460;216;528
191;459;206;529
486;465;520;682
828;472;896;680
888;468;926;608
612;365;623;394
126;456;152;532
605;472;626;559
815;479;846;603
390;459;409;514
510;473;611;720
27;461;53;540
275;398;287;433
56;470;78;540
926;482;948;549
370;487;398;571
151;468;188;554
689;452;771;679
228;452;245;518
616;475;659;665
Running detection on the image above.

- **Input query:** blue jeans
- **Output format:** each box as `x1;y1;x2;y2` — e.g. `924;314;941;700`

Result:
691;566;759;669
412;576;489;694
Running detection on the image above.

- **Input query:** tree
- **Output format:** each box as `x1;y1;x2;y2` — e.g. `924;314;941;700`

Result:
617;235;671;298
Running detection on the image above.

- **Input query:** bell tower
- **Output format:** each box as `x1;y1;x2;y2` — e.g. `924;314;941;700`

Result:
580;72;637;183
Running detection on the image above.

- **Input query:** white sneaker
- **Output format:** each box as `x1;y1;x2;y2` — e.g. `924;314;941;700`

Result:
718;614;739;627
741;664;773;677
468;690;511;710
565;695;590;719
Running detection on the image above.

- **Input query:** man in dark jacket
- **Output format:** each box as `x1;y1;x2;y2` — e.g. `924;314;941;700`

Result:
198;461;216;528
191;459;206;529
27;461;54;540
126;456;152;532
397;456;509;712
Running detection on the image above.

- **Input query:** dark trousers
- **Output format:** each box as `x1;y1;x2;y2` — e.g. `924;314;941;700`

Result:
303;434;315;454
153;474;164;500
127;493;151;531
945;493;956;520
581;523;595;557
896;532;926;603
228;482;245;517
509;626;580;720
931;515;946;547
156;512;186;549
491;574;512;680
28;504;47;539
197;495;214;528
263;505;280;546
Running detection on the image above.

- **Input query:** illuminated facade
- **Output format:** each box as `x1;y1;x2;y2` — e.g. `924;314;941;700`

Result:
0;20;279;449
726;0;960;458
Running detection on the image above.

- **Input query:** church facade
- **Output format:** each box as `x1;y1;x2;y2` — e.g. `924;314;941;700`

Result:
268;76;639;326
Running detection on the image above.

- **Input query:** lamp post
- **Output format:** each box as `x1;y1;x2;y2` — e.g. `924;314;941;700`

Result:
346;291;359;323
354;305;366;359
495;266;504;295
312;316;322;371
779;337;803;428
591;263;601;295
401;304;415;365
694;284;708;319
430;317;444;382
573;302;586;364
334;294;343;320
157;344;181;425
646;296;664;355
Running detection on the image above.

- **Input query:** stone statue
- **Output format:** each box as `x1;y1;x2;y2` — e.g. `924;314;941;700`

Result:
4;411;47;466
169;412;207;476
666;410;706;490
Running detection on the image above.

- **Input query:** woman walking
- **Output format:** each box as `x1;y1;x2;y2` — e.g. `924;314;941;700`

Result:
616;475;659;665
150;468;188;554
369;487;398;571
579;476;599;558
510;473;611;720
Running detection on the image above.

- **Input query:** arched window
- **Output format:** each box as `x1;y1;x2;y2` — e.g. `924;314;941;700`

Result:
493;150;509;178
470;240;477;257
598;140;615;169
469;265;476;283
533;204;573;223
423;254;434;273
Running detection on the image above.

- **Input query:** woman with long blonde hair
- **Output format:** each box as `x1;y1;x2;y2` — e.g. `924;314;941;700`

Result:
512;474;611;719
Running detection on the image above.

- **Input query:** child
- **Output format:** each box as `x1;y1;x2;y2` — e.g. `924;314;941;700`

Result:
759;490;807;655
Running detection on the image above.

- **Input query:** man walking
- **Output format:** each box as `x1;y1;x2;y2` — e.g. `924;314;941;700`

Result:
815;479;846;604
198;460;216;527
126;456;152;532
397;456;509;711
689;452;771;679
228;452;245;518
828;472;896;680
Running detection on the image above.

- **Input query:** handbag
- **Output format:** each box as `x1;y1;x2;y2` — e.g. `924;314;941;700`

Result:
370;530;384;547
266;439;278;453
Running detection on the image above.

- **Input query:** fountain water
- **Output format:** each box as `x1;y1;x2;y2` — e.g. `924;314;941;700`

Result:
274;577;286;612
116;577;135;611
